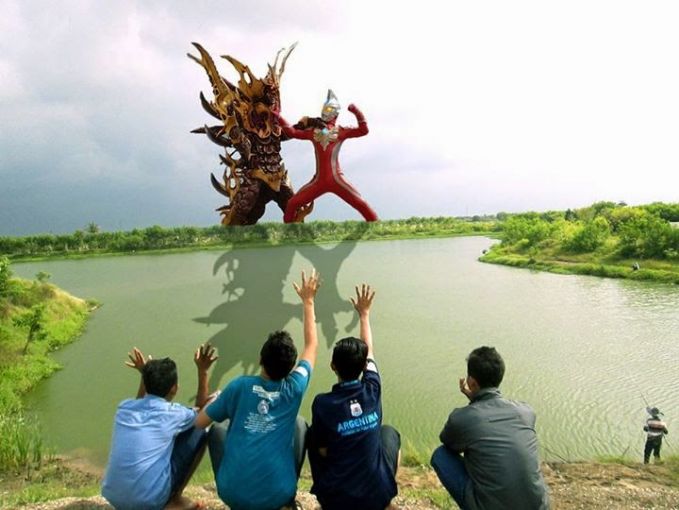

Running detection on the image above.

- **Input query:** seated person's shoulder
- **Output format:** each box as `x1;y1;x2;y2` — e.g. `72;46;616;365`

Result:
495;397;537;424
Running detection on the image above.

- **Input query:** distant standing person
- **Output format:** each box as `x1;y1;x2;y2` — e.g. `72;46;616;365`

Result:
431;346;549;510
307;284;400;510
644;407;669;464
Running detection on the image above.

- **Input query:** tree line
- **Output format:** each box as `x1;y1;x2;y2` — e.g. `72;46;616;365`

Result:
499;202;679;260
0;218;497;259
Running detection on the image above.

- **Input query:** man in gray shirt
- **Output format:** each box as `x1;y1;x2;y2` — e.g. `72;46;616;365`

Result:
431;346;549;510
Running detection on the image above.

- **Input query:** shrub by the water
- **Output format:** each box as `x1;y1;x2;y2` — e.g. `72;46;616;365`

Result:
0;258;89;474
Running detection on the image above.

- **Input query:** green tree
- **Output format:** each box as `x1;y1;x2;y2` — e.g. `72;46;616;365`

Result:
86;222;100;234
619;213;674;258
502;216;552;246
13;305;47;354
565;217;611;253
0;257;12;297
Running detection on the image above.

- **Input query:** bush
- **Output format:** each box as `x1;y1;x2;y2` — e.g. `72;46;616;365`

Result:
502;216;553;246
565;217;611;253
618;213;675;259
0;257;11;296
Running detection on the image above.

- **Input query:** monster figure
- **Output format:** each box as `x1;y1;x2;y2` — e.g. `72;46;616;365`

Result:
188;42;301;225
277;90;378;223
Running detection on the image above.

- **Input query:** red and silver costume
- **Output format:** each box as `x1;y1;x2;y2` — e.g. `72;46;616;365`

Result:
278;90;378;223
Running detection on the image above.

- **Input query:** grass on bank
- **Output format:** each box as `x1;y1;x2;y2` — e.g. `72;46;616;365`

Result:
0;269;92;479
598;454;679;487
480;247;679;284
479;202;679;284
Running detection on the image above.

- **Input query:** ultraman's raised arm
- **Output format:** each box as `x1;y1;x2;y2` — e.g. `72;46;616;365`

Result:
341;103;369;139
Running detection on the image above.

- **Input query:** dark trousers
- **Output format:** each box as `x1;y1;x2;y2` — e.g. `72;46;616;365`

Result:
169;427;208;497
308;425;401;510
431;445;470;510
644;437;662;463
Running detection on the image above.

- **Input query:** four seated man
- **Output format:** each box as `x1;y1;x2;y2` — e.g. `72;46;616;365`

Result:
102;270;549;510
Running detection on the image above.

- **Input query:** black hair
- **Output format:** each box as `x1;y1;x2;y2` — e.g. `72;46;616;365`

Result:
332;337;368;381
467;346;505;389
142;358;178;397
260;330;297;381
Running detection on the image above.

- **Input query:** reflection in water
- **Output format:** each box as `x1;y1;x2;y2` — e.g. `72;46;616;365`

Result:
15;236;679;464
195;224;368;387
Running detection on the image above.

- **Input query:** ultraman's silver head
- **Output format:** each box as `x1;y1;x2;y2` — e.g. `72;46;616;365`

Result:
321;89;340;122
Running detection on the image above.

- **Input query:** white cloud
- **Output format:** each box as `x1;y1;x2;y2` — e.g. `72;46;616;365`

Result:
1;0;678;234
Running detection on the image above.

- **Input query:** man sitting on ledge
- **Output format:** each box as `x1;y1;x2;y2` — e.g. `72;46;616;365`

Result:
195;270;320;510
431;346;549;510
102;343;218;510
307;284;401;510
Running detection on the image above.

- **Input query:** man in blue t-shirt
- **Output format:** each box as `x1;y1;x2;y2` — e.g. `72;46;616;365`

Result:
308;284;401;510
195;270;321;510
102;343;219;510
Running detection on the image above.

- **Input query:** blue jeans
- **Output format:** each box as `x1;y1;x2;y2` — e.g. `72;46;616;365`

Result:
431;446;471;510
170;427;208;497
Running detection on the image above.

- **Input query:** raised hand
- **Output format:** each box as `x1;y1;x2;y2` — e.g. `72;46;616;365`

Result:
293;269;321;304
348;103;359;114
194;343;219;373
125;347;150;373
350;284;375;317
459;377;474;400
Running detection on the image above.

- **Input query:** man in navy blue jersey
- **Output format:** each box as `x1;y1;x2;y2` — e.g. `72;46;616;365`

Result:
308;284;400;510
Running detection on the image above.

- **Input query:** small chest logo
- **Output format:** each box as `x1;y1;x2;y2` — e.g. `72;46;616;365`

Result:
257;399;270;415
350;400;363;417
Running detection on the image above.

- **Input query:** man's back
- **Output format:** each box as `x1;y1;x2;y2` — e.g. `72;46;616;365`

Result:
206;361;311;510
102;395;196;510
310;363;397;510
440;388;549;510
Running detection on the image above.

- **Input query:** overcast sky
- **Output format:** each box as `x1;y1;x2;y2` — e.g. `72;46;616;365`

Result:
1;0;678;235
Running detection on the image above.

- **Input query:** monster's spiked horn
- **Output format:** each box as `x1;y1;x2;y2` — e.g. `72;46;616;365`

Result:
222;55;257;87
276;42;297;80
199;91;221;120
203;124;231;147
210;173;230;197
188;43;230;100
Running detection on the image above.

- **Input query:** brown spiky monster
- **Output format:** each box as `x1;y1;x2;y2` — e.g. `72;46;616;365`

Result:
188;43;311;225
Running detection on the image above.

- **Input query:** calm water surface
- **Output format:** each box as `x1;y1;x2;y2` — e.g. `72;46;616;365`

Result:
14;237;679;466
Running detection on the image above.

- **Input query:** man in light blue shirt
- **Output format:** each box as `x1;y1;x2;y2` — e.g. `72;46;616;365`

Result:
195;270;320;510
102;343;218;510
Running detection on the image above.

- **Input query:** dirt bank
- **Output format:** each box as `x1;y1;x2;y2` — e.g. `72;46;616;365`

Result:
6;460;679;510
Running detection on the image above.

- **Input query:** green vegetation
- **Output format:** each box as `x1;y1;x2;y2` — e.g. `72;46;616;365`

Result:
0;217;498;261
482;202;679;284
0;256;91;477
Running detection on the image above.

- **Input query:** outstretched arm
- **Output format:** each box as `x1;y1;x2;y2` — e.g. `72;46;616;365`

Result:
351;284;375;359
194;343;218;408
125;347;149;398
341;103;369;139
293;269;321;368
275;112;314;140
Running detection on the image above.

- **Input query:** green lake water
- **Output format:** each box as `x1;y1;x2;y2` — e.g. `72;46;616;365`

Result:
13;236;679;467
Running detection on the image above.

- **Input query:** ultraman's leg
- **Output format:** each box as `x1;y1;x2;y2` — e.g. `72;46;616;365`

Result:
284;180;326;223
332;179;378;222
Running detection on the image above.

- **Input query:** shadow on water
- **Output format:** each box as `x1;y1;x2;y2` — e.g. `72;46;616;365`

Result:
194;223;368;387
